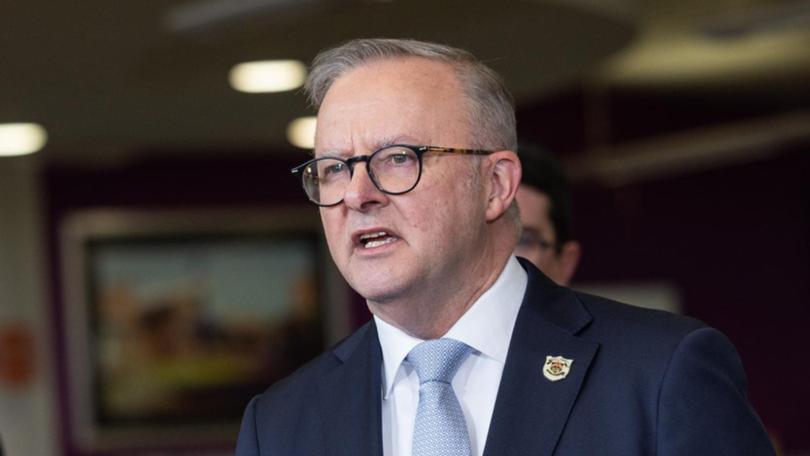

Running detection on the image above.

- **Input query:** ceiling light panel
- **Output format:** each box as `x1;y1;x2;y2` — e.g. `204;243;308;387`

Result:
286;116;316;149
0;123;48;157
229;60;307;93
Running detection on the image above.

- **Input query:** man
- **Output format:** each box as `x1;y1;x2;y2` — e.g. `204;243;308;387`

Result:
514;143;580;285
236;38;773;455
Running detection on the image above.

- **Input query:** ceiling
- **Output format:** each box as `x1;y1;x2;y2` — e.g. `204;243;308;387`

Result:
2;0;809;166
600;0;810;88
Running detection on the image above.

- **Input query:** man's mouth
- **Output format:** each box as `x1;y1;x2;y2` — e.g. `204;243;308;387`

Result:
358;231;400;249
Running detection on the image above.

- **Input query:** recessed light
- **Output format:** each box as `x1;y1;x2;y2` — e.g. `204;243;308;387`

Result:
286;116;316;149
229;60;307;93
0;123;48;157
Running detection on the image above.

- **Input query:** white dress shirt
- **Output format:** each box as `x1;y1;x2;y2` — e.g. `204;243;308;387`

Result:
374;256;528;456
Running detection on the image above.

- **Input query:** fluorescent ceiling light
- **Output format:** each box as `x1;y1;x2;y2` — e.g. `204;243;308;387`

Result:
0;123;48;156
286;116;316;149
229;60;306;93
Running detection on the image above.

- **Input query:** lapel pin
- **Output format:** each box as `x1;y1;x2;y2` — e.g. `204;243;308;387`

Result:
543;355;574;382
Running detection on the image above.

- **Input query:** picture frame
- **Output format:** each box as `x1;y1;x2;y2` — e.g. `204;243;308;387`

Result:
59;208;348;453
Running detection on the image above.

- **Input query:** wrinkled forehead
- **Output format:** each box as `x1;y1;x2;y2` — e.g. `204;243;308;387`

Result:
314;57;472;155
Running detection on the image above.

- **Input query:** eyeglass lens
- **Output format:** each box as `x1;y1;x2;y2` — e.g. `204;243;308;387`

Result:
301;146;420;205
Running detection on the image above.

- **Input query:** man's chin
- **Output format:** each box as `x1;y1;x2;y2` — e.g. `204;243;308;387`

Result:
354;285;399;304
349;278;410;306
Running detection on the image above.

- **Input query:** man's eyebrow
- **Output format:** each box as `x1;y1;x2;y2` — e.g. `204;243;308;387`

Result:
372;135;422;150
314;148;349;159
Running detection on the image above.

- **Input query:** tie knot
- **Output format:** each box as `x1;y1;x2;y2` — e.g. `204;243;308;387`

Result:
407;338;472;385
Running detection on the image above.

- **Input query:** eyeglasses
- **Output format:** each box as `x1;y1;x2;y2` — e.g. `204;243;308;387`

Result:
291;144;493;206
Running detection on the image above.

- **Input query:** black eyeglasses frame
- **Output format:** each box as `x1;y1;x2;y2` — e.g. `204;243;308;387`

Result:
290;144;493;207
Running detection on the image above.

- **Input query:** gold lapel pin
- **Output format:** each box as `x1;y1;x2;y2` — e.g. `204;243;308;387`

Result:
543;355;574;382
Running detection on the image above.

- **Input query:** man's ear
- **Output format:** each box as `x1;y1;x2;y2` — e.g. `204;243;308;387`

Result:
484;150;521;222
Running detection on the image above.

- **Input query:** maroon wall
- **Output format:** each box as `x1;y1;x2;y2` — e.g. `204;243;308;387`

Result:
570;149;809;451
519;86;810;453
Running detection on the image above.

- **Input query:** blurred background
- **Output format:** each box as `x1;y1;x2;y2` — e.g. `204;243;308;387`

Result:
1;0;808;454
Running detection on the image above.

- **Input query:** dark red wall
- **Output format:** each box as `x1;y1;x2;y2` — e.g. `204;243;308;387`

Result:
519;86;810;453
570;149;809;451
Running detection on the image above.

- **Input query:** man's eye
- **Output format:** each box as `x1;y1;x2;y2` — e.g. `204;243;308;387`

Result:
382;152;415;166
323;162;346;175
391;153;411;164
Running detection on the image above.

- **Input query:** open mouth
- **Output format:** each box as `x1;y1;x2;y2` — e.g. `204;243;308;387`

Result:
358;231;400;249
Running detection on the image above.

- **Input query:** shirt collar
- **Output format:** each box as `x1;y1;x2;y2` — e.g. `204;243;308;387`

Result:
374;255;528;398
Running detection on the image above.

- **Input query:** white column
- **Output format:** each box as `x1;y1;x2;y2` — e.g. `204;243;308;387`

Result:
0;157;57;456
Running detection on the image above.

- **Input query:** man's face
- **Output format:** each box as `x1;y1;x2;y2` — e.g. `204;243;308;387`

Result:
314;57;491;307
515;185;578;285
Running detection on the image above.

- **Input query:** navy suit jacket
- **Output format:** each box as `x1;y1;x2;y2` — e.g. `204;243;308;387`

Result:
236;259;774;455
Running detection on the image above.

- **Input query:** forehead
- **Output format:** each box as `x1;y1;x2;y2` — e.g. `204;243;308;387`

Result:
314;57;471;154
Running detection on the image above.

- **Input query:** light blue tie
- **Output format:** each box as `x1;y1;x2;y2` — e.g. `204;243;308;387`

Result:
408;338;474;456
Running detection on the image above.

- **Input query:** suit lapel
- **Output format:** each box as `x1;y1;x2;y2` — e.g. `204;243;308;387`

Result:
318;322;384;456
484;260;600;456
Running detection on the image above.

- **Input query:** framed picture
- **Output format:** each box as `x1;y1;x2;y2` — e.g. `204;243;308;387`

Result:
59;208;348;453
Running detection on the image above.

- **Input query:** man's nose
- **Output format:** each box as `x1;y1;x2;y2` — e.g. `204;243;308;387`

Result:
342;162;388;210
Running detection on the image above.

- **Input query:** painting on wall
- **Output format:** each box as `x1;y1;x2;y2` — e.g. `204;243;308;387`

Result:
59;209;346;453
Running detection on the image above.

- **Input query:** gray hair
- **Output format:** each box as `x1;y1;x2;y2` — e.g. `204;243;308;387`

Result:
305;38;517;152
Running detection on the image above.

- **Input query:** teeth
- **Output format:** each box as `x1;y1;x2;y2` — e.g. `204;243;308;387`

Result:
360;231;388;240
365;237;396;248
358;230;398;249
